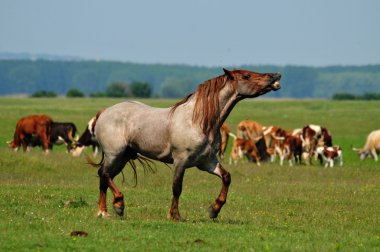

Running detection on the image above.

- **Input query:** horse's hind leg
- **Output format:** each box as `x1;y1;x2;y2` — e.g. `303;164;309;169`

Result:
97;151;132;218
98;171;110;218
198;160;231;219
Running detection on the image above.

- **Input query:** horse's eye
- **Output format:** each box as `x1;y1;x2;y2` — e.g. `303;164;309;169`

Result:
242;75;250;80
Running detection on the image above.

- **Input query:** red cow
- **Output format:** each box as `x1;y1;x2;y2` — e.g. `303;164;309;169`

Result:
9;114;53;153
219;123;230;160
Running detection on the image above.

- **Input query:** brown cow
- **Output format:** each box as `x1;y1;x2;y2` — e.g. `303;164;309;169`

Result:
236;120;268;162
281;134;303;166
237;120;263;142
262;126;286;164
218;123;230;160
9;114;53;153
229;138;262;166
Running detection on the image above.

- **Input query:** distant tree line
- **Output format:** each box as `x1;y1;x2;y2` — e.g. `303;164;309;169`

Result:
332;92;380;100
2;59;379;98
31;81;152;98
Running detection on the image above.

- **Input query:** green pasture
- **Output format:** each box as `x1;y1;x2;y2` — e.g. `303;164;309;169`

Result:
0;98;379;251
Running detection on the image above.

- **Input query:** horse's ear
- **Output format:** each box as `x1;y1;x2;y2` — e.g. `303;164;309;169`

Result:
223;68;234;80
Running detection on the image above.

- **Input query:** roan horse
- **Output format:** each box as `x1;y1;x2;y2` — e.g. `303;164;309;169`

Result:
92;68;281;220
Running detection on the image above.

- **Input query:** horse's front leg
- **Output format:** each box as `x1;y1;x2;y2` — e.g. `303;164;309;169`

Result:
198;161;231;219
168;165;185;221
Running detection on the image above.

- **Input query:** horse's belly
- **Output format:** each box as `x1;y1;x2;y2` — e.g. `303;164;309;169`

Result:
131;140;173;163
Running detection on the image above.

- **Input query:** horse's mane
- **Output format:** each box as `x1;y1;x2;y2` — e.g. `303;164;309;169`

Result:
170;74;229;135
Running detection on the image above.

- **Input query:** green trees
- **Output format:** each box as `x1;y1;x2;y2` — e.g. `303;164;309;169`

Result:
2;60;380;98
332;92;380;100
31;90;57;97
66;88;84;97
106;82;128;97
160;77;193;98
129;81;152;98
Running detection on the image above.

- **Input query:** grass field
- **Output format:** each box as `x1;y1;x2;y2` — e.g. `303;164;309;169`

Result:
0;98;379;251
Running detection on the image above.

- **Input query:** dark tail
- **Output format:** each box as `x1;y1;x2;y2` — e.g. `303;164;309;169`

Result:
85;152;104;168
127;155;156;187
85;151;156;187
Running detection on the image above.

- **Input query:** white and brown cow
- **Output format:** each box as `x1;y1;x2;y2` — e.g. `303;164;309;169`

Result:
353;129;380;161
316;145;343;167
72;109;104;157
301;124;333;165
72;117;99;157
262;126;286;164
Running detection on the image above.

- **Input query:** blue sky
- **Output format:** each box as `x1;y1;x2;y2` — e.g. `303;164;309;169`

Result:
1;0;379;67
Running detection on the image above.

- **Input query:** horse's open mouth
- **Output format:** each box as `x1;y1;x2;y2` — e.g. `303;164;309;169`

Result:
270;81;281;91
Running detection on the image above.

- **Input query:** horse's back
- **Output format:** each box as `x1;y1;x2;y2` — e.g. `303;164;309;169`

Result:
95;101;173;161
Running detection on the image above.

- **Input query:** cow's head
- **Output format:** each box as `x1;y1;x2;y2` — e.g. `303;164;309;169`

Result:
6;140;19;152
353;147;370;160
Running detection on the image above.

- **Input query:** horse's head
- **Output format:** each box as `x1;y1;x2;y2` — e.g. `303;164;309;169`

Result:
223;68;281;98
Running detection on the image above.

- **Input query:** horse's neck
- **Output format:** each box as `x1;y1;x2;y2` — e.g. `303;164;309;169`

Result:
215;85;240;129
173;84;240;139
205;85;240;140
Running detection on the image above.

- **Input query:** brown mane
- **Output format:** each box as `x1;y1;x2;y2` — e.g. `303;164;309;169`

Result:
170;74;229;135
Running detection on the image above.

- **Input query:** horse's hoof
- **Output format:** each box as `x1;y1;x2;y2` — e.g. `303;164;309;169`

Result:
208;205;219;219
113;206;124;216
113;195;124;216
167;211;183;222
97;210;110;218
167;215;183;222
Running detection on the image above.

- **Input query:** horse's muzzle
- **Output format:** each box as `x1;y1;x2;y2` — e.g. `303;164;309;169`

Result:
270;73;281;91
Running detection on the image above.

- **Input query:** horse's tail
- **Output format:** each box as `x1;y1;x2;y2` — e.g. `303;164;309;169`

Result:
85;151;105;168
86;151;156;187
127;155;157;187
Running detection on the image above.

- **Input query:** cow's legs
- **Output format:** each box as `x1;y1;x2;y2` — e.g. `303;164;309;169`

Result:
19;134;27;152
249;145;261;166
198;160;231;219
168;163;185;221
39;133;50;153
371;148;378;161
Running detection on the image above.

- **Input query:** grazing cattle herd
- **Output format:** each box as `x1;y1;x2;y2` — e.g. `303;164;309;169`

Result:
7;113;379;166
